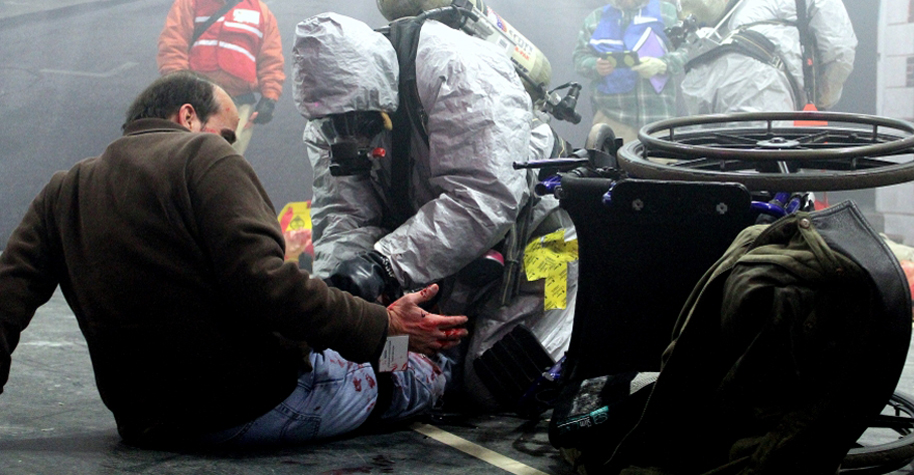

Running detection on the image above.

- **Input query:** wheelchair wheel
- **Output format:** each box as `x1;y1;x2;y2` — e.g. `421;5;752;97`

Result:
841;391;914;474
617;112;914;192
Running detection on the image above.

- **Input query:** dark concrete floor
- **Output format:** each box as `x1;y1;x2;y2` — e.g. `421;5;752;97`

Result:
2;289;914;475
0;290;572;475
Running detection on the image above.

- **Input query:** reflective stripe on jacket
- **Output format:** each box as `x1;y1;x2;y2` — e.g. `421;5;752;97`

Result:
189;0;263;84
589;0;666;94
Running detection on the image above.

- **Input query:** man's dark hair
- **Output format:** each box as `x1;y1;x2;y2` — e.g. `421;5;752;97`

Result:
122;71;221;131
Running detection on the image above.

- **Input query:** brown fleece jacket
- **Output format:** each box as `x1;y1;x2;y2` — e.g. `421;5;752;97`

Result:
0;118;387;444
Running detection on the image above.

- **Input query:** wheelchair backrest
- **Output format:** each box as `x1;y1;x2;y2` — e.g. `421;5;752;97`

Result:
558;177;756;381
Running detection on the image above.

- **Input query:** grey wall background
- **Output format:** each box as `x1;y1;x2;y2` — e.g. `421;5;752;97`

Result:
0;0;881;250
839;0;879;115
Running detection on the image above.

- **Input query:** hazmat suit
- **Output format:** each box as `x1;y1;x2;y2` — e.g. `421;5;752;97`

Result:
293;12;577;410
678;0;857;114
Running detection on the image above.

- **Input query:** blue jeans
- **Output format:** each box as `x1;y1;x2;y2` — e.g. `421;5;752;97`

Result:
200;349;447;445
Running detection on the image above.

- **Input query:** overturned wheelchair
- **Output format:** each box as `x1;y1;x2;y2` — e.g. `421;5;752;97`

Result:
508;111;914;475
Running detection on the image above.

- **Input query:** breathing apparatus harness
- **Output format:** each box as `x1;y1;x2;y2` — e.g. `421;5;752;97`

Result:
794;0;817;108
673;0;817;110
380;15;426;229
320;111;391;177
379;4;583;137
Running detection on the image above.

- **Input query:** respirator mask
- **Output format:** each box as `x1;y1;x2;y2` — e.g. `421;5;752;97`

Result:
320;110;392;176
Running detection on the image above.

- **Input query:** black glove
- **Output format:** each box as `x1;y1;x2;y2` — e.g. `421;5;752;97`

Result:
251;97;276;124
325;251;399;302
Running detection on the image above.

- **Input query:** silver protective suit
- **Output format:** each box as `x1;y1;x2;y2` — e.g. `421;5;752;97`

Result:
293;13;577;409
680;0;857;114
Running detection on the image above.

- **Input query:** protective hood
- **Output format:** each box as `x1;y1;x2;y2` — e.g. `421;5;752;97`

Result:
679;0;731;24
292;13;399;119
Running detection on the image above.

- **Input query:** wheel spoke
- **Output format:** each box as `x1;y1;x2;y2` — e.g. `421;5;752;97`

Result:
645;157;765;173
796;130;832;144
706;132;760;145
785;142;874;149
869;414;914;433
645;156;909;174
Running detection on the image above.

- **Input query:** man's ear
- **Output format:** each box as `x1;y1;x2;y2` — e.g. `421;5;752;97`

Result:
174;103;198;131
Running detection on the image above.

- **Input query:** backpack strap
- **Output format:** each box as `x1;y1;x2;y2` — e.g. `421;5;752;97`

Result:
387;17;430;146
794;0;816;107
380;17;429;229
685;29;780;72
190;0;243;47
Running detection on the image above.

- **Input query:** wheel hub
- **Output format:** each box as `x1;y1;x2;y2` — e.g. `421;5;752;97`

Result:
757;137;801;149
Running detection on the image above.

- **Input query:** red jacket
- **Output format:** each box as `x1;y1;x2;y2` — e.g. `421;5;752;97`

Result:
157;0;285;100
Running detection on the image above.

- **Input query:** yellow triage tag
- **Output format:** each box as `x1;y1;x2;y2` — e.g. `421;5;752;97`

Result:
278;201;312;232
524;229;578;310
278;201;313;263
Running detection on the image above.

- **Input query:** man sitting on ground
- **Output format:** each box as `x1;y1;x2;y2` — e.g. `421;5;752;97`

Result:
0;71;467;448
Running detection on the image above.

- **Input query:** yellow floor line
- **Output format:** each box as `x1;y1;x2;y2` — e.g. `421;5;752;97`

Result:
411;422;552;475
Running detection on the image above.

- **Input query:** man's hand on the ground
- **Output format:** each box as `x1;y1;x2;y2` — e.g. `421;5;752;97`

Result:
387;284;468;356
